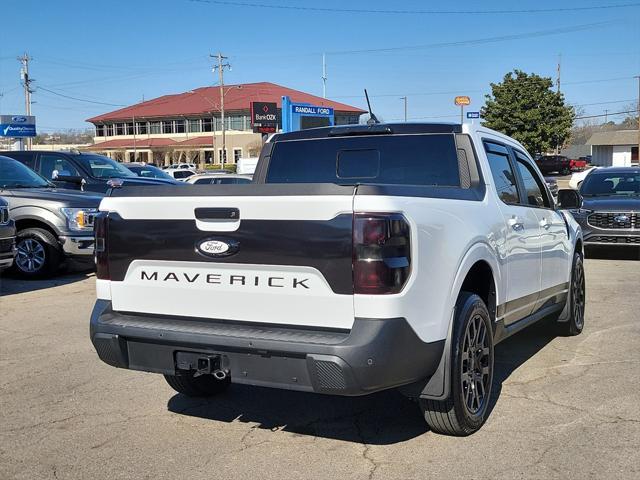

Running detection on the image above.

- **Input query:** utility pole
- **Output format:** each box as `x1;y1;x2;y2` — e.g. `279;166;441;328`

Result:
211;52;231;166
18;53;34;150
322;53;327;98
400;96;407;122
132;113;136;162
555;53;561;154
556;53;561;93
604;109;609;124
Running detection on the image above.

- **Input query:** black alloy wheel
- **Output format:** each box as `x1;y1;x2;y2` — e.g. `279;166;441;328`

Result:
420;292;495;436
560;251;586;336
460;313;492;415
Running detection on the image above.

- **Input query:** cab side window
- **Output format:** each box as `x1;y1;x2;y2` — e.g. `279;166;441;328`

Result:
484;142;519;204
40;154;80;180
514;152;551;208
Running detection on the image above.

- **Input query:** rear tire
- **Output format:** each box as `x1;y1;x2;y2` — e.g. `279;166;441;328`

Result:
13;228;62;278
419;292;494;436
164;373;231;397
558;251;585;336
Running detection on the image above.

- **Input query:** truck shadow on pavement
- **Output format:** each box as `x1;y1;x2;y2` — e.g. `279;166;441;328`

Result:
167;320;557;444
0;270;94;297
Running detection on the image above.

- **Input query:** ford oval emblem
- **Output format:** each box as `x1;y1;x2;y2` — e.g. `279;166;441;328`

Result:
196;238;239;258
614;215;629;224
11;116;27;123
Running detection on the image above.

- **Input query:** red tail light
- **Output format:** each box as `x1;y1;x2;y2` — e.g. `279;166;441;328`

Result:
353;213;411;294
94;212;110;280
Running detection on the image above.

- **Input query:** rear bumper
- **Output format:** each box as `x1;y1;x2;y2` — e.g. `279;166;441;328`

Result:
90;300;444;396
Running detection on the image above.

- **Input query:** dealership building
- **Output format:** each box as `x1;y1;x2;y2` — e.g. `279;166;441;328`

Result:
86;82;365;165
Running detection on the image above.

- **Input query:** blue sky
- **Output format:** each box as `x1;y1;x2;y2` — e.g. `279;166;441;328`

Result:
0;0;638;132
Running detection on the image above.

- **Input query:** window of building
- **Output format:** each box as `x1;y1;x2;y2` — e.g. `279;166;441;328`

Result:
175;120;186;134
162;121;173;134
233;148;242;163
107;124;115;136
136;122;148;135
229;116;244;131
188;119;201;133
126;123;134;135
115;123;125;136
95;125;105;137
218;149;227;164
149;122;161;134
484;142;519;204
202;118;213;132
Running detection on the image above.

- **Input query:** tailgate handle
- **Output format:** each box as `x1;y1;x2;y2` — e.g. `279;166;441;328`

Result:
195;208;239;221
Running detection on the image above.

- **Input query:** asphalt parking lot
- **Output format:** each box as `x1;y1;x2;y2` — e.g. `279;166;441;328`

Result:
1;253;639;480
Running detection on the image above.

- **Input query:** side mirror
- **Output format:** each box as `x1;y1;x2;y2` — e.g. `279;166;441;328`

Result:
557;189;582;209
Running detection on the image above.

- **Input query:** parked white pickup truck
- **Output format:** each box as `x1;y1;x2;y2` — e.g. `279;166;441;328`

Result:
90;122;585;436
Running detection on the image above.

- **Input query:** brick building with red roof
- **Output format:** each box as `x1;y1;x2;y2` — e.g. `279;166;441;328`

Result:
86;82;365;166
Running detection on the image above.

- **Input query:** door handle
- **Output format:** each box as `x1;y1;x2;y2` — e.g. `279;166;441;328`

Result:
507;217;524;232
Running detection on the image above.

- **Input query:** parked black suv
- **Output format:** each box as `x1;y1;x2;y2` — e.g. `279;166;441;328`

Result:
0;196;16;272
0;156;103;277
560;167;640;248
3;150;181;193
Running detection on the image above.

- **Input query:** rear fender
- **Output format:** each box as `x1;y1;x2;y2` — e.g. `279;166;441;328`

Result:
413;242;501;400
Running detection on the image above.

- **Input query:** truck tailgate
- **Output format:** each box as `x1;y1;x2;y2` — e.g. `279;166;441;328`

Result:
99;184;356;330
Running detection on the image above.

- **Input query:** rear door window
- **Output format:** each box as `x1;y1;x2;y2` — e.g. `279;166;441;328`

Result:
513;151;551;208
484;142;519;204
39;154;80;180
266;134;460;186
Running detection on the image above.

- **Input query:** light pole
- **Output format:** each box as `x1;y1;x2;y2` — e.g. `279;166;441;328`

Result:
196;84;242;168
400;96;407;122
211;53;231;165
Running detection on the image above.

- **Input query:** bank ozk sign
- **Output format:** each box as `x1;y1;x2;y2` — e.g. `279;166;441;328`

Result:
251;102;278;134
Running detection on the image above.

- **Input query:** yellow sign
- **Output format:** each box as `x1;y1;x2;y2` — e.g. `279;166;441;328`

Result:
454;96;471;106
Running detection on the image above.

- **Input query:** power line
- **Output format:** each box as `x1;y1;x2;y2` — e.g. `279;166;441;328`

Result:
36;86;126;107
573;99;636;107
334;77;636;99
324;21;613;55
189;0;640;15
575;109;636;119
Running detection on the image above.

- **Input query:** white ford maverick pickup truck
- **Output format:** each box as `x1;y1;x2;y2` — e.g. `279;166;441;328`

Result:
90;123;585;435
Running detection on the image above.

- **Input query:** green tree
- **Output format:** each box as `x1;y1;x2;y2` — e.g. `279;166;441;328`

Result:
481;70;575;155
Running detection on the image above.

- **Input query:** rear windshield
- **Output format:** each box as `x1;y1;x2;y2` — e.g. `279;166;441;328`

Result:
265;134;460;186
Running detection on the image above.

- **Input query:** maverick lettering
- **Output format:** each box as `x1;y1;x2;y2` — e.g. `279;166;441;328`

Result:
140;270;310;289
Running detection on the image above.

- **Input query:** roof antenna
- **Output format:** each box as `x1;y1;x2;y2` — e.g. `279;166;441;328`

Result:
364;89;380;125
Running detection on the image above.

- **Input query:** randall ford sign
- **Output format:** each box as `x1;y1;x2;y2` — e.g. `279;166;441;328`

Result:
251;102;278;133
0;115;36;137
292;105;333;116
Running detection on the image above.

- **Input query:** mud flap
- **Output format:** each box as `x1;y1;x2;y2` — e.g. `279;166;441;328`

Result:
399;307;456;401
